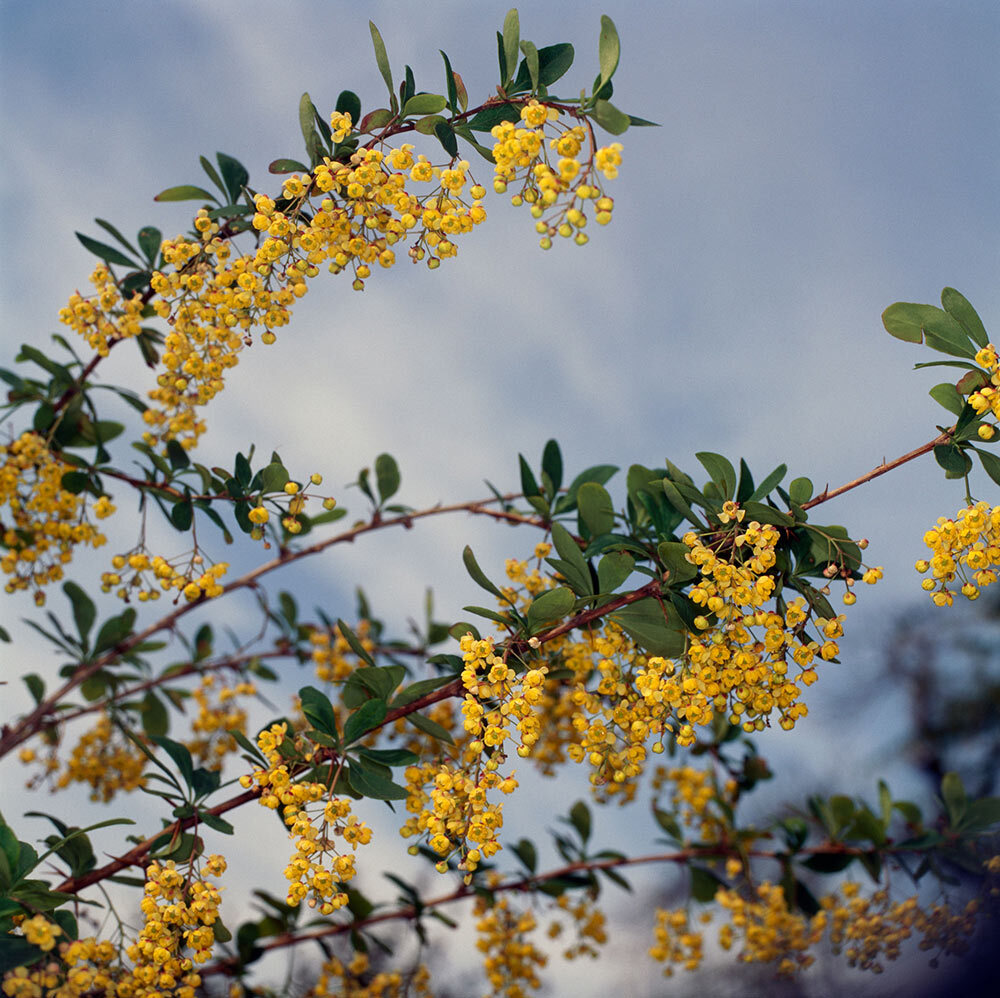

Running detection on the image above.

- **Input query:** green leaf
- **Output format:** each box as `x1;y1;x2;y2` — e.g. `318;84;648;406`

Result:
512;838;537;873
440;50;459;112
94;217;139;256
337;619;377;668
511;43;575;91
75;232;137;268
597;551;634;593
406;712;455;744
882;301;977;358
216;153;249;203
403;94;448;117
597;14;621;94
336;89;362;126
541;439;563;495
591;99;630;135
956;796;1000;834
657;541;698;585
375;453;400;503
434;120;459;158
696;452;737;500
577;482;615;536
548;521;593;596
527;587;575;631
355;747;419;767
151;736;195;789
391;674;455;708
502;9;520;87
788;477;813;505
343;699;388;746
269;158;310;175
170;499;193;532
154;185;216;203
467;103;521;132
941;287;988;349
299;686;339;737
22;673;44;704
610;598;685;657
369;22;394;97
93;608;136;655
198;155;226;197
137;226;162;266
568;801;591;843
463;546;505;599
520;40;540;92
933;443;972;478
141;691;169;737
414;114;447;135
348;756;408;801
63;581;95;646
941;771;967;825
690;866;722;903
929;382;966;416
660;478;699;524
973;446;1000;487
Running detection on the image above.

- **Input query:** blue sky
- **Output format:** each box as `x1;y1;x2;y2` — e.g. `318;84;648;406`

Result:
1;2;998;994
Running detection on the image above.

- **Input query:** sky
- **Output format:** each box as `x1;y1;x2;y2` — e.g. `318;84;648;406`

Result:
1;1;999;995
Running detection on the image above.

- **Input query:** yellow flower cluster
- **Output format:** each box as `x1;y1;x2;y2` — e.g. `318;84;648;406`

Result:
651;878;988;979
2;938;116;997
491;100;622;249
304;952;432;998
399;759;517;876
18;915;61;952
309;618;376;683
546;893;608;961
915;501;1000;604
184;674;256;766
969;343;1000;440
55;712;148;802
124;856;225;995
0;431;113;603
102;549;229;603
649;907;707;976
57;264;144;356
654;764;737;843
474;894;548;998
238;723;371;912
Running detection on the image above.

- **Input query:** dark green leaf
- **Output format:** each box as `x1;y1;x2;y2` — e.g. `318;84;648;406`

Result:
696;452;737;500
788;477;813;505
597;551;634;593
151;736;195;789
690;866;722;903
972;446;1000;487
463;545;505;599
216;153;249;203
941;287;988;349
93;608;136;654
527;587;575;631
142;691;169;737
337;619;377;668
154;185;217;203
882;301;976;358
467;104;521;132
511;43;575;91
348;756;407;801
933;443;972;478
63;581;95;645
75;232;137;268
610;598;685;657
569;801;591;843
406;711;455;744
520;40;540;92
299;686;339;737
336;89;362;125
511;838;537;873
577;482;615;536
657;541;698;585
344;699;388;746
929;382;966;416
170;499;193;532
93;217;139;256
375;453;400;503
269;158;310;174
137;226;162;266
941;771;967;825
591;99;630;135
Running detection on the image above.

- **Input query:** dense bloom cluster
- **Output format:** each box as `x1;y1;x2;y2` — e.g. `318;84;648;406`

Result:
2;936;117;997
309;618;376;682
58;264;144;356
491;100;622;249
651;878;990;979
301;952;432;998
968;343;1000;439
238;723;372;912
915;501;1000;604
54;712;148;802
185;674;256;766
546;892;609;961
475;894;548;998
101;548;229;603
0;431;113;603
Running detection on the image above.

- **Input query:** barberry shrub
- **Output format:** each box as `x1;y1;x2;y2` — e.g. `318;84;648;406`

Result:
1;11;999;997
